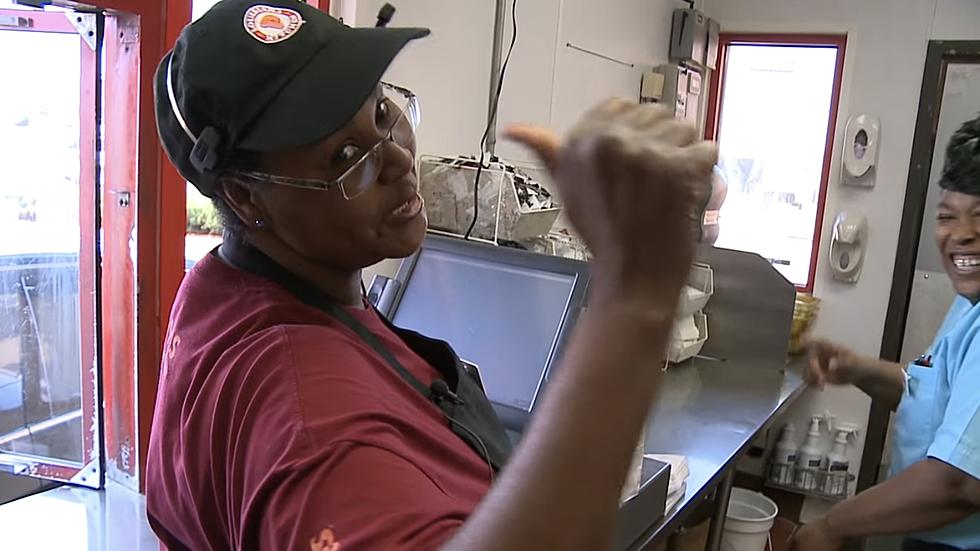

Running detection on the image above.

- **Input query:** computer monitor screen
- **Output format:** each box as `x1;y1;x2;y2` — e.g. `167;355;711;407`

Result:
389;238;588;424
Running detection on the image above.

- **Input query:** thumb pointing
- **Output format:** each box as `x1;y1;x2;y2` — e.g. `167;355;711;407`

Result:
503;124;561;172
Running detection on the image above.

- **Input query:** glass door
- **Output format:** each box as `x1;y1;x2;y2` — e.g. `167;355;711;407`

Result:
0;6;102;488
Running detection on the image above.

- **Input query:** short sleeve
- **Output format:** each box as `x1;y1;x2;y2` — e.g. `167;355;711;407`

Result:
927;343;980;480
257;442;467;550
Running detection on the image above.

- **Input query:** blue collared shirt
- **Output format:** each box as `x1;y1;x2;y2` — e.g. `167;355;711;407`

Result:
891;295;980;549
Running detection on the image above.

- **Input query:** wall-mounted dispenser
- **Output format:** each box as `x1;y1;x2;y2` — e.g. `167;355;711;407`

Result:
640;71;665;104
650;64;702;121
829;211;868;283
842;114;881;186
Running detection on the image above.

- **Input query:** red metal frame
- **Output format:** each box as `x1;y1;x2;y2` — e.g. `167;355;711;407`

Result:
95;0;328;489
0;7;100;486
100;12;140;487
77;12;100;486
704;33;847;293
81;0;185;490
6;0;334;492
16;0;332;491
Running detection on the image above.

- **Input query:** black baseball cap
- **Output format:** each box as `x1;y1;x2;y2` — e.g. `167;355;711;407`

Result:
155;0;429;197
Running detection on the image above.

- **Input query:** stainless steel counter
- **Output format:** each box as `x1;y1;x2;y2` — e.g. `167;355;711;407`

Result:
628;360;807;550
0;364;804;551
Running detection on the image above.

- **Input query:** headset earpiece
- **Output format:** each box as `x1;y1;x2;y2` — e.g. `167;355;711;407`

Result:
191;126;222;172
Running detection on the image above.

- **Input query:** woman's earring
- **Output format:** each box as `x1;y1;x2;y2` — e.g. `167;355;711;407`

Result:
254;219;266;228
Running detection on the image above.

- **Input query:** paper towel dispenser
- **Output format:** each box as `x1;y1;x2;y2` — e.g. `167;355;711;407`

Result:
842;114;881;186
829;211;868;283
650;64;701;121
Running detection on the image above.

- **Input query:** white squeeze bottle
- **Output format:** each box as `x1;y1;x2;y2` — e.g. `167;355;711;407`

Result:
823;425;858;496
770;423;798;486
795;416;826;491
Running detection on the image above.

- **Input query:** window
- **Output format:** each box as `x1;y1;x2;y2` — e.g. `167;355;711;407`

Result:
706;35;846;291
185;186;222;270
0;8;101;486
183;0;226;270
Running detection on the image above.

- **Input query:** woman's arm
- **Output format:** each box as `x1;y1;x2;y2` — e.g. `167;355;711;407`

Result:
850;356;906;410
792;458;980;550
445;101;717;550
448;295;678;550
806;340;906;410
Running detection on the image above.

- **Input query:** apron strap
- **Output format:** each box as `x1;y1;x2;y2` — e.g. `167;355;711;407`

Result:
218;237;433;399
218;236;513;472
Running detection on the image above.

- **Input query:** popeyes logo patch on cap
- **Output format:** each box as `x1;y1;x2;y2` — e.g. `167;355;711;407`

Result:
243;4;305;44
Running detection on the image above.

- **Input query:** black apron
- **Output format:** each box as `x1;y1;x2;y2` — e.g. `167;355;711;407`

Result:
219;237;513;472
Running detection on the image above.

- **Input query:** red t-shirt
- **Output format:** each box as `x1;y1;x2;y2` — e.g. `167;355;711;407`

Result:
146;254;491;550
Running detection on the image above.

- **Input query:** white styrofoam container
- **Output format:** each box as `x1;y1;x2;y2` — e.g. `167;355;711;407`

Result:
668;311;708;364
677;263;713;317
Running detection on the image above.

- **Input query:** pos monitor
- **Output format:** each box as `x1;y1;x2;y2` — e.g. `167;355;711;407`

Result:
375;234;590;432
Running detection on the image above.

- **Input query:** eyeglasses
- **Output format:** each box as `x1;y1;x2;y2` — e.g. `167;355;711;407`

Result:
231;82;420;200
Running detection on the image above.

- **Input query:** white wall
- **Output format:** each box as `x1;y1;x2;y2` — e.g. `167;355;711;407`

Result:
357;0;682;285
356;0;495;160
703;0;980;521
357;0;680;160
932;0;980;39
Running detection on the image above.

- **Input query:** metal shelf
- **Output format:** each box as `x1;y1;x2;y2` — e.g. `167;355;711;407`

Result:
765;462;855;501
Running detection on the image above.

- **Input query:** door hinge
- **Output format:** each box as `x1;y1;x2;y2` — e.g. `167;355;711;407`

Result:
66;11;97;50
118;19;139;44
69;458;101;488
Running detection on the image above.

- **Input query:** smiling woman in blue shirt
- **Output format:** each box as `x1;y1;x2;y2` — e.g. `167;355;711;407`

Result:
793;114;980;551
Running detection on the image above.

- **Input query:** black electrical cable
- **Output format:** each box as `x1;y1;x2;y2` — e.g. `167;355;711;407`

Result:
463;0;518;240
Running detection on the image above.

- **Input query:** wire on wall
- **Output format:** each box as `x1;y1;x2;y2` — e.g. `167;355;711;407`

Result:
464;0;519;241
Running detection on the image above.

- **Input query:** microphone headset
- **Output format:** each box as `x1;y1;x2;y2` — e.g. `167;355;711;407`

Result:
375;3;396;27
429;379;464;406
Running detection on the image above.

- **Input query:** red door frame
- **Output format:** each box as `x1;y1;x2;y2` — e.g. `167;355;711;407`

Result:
94;0;329;490
100;11;140;487
7;0;332;492
704;34;847;293
85;0;191;490
0;8;100;486
77;11;100;487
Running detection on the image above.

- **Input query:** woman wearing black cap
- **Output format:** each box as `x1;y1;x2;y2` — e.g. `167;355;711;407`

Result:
793;116;980;551
148;1;716;549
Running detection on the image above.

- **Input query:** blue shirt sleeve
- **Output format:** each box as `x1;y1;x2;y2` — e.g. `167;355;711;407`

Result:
928;332;980;480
